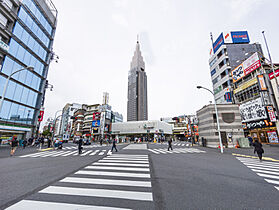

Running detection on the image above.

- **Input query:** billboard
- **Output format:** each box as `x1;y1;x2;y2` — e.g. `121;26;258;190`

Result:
231;31;250;43
239;97;267;122
231;52;261;83
92;120;100;127
213;33;224;53
268;69;279;80
212;31;250;54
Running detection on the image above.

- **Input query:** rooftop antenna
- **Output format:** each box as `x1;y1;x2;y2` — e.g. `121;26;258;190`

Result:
137;34;139;43
210;32;214;45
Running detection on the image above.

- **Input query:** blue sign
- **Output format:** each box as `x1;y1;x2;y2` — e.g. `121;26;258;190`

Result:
211;68;216;76
213;33;224;53
231;31;249;43
92;120;100;127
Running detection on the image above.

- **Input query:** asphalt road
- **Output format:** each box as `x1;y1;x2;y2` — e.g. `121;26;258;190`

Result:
1;142;279;210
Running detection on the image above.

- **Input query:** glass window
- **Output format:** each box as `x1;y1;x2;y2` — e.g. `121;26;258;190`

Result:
20;87;29;104
0;100;11;120
9;102;19;122
16;44;25;62
13;83;23;102
1;56;14;75
0;76;5;94
13;23;24;39
25;71;33;86
17;105;26;120
8;39;19;57
5;81;16;100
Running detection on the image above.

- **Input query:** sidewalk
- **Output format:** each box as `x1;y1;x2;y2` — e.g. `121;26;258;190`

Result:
199;144;279;161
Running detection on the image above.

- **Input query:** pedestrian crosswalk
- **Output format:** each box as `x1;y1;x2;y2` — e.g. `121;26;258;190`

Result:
148;148;206;154
236;157;279;191
63;144;107;150
156;142;190;147
19;149;109;158
7;154;154;209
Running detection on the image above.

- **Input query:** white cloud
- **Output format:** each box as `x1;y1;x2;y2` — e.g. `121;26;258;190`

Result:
112;13;129;27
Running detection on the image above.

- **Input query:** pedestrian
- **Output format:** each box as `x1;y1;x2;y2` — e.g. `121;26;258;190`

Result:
253;139;264;161
248;135;253;146
10;137;19;156
23;138;27;149
47;138;51;148
111;139;118;152
78;138;83;154
100;138;103;146
168;138;173;151
191;136;195;146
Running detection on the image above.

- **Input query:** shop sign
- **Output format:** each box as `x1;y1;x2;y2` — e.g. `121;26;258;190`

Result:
268;69;279;80
239;97;267;122
266;106;276;122
233;77;258;94
92;120;100;127
243;119;274;129
257;75;267;91
267;131;279;143
232;52;261;83
213;33;224;53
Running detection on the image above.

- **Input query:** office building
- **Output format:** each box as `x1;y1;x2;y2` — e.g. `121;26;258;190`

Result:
0;0;57;141
209;31;262;104
127;40;148;121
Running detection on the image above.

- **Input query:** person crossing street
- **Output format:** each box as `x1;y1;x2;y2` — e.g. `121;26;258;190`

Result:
78;138;83;154
10;137;19;156
168;138;173;151
111;138;118;152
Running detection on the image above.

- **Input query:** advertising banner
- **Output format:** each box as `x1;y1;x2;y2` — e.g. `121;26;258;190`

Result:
243;119;274;129
268;69;279;80
267;131;279;143
92;120;100;127
239;97;267;122
38;110;44;122
266;106;276;122
231;31;250;43
257;75;267;91
223;31;233;43
213;33;224;53
232;52;261;83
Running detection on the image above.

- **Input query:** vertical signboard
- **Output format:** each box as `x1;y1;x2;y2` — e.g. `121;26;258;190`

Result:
266;106;276;122
257;75;267;91
213;33;224;53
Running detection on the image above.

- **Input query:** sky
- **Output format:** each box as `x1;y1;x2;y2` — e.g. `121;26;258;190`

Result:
42;0;279;126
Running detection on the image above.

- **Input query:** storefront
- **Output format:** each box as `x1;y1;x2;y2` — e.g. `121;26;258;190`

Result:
0;125;32;145
242;119;279;144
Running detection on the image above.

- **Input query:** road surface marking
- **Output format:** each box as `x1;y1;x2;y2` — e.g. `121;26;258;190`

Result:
75;170;150;178
90;150;99;156
99;160;149;164
92;162;149;167
80;150;92;156
39;186;153;201
85;166;150;172
6;200;131;210
60;177;152;187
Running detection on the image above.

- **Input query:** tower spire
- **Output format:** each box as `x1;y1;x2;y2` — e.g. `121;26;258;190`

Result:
137;34;139;43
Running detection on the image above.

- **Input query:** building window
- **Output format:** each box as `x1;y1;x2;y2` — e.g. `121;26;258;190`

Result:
222;113;235;123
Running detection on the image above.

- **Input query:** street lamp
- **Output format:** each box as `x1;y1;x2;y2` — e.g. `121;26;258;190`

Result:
197;85;224;153
0;66;34;113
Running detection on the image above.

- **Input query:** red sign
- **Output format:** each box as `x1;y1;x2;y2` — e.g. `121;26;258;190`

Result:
38;110;44;122
268;69;279;80
267;106;276;122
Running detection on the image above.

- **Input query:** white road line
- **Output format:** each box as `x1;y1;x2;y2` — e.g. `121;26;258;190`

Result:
264;179;279;185
75;170;151;178
256;173;279;180
110;155;148;158
6;200;131;210
148;149;160;154
239;161;279;167
60;177;152;187
103;158;149;161
50;151;69;157
246;165;279;172
20;151;51;157
90;150;99;156
80;150;93;156
245;163;279;170
39;151;62;157
155;149;167;154
98;151;105;155
39;186;153;201
98;160;149;164
61;151;77;157
92;162;149;167
181;144;185;146
55;150;72;157
275;186;279;191
85;166;150;172
252;169;279;176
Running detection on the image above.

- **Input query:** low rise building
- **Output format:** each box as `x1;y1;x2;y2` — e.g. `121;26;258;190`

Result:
111;120;172;142
197;104;244;148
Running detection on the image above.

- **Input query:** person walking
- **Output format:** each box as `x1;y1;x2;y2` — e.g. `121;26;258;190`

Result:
22;138;27;149
10;137;19;156
111;139;118;152
253;139;264;161
78;138;83;154
47;138;51;148
248;135;253;147
168;138;173;151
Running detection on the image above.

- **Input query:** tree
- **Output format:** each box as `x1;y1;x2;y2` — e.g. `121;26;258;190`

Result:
42;129;52;137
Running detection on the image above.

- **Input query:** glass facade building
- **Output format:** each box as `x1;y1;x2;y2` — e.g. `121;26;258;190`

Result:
0;0;57;140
